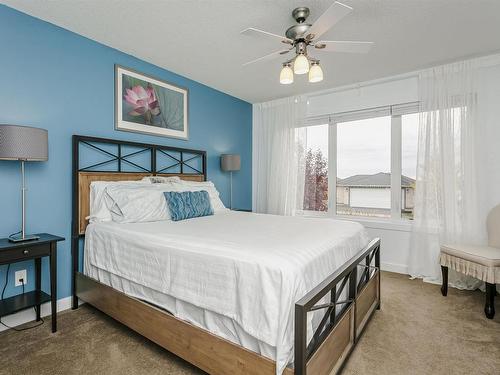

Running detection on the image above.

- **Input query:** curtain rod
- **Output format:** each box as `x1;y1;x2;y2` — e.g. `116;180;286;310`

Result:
306;51;500;99
305;73;418;99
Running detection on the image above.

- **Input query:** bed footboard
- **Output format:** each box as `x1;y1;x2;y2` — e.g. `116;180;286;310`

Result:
294;238;381;375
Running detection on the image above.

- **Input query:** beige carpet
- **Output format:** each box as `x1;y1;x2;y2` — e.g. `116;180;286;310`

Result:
0;272;498;375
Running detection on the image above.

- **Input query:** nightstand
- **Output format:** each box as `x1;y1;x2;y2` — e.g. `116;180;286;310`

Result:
0;233;64;332
231;208;252;212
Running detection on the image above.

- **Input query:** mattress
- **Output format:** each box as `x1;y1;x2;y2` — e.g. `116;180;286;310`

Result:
83;211;370;374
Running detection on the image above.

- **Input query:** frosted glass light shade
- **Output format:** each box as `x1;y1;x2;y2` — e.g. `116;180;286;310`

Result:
294;54;309;74
308;63;324;83
279;65;293;84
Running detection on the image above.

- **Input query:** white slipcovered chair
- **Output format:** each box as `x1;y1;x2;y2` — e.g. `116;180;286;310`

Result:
440;204;500;319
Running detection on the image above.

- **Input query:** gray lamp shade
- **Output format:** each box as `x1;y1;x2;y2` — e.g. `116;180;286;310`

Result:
0;125;48;161
220;154;240;172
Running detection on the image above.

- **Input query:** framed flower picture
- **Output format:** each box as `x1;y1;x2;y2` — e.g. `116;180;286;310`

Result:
115;65;188;139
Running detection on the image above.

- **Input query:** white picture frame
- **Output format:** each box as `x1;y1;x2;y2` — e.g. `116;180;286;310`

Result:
115;65;189;140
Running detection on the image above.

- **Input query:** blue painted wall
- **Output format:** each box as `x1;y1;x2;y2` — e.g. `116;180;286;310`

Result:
0;5;252;302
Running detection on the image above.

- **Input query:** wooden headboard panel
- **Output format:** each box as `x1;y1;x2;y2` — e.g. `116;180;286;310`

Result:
77;172;204;234
72;135;207;236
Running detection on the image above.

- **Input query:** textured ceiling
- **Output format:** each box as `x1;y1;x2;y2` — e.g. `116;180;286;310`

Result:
3;0;500;103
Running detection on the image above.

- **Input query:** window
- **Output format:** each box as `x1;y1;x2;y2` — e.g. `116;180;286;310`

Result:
401;113;418;219
302;102;419;221
337;116;392;218
303;124;329;212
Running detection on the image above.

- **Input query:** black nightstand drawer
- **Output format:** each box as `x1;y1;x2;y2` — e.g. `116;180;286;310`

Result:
0;243;50;264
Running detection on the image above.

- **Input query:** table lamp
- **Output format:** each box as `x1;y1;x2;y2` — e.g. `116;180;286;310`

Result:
220;154;240;210
0;125;48;242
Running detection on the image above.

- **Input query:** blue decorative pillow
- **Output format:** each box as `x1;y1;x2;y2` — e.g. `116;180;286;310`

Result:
164;190;214;221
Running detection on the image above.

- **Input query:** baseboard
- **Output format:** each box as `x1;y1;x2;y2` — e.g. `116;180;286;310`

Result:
0;295;75;332
381;261;408;275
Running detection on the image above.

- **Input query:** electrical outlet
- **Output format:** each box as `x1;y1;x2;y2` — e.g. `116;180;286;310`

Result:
15;269;27;287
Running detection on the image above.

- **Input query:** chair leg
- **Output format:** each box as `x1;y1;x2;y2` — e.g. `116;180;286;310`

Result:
485;283;495;319
440;266;448;296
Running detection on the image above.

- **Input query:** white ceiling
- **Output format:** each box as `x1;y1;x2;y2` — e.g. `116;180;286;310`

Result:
3;0;500;103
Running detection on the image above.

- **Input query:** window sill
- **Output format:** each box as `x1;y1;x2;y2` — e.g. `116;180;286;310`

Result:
297;210;413;232
335;215;413;232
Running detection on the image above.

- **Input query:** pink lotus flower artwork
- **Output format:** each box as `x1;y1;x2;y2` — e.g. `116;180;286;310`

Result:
116;66;188;139
124;84;161;124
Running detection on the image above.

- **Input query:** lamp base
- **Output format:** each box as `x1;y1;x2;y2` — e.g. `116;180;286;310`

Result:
9;233;40;243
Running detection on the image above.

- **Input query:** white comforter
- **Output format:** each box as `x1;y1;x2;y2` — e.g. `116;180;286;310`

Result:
84;211;369;374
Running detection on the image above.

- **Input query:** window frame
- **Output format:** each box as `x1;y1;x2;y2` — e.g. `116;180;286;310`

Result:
300;102;419;223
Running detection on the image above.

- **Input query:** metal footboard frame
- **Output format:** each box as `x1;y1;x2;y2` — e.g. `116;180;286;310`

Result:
294;238;381;375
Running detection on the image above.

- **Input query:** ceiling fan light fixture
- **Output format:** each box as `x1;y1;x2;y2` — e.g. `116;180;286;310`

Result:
279;64;294;84
240;3;374;88
293;54;309;75
308;62;323;83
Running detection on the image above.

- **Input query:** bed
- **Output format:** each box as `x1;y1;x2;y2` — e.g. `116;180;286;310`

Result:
71;135;381;375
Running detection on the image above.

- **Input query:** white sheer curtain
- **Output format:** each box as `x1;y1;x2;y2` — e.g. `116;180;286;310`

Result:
253;96;306;215
409;60;486;288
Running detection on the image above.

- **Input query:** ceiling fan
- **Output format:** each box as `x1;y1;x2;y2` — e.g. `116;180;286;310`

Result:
241;1;373;84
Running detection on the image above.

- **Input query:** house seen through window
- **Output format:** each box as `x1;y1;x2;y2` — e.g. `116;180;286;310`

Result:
337;116;392;218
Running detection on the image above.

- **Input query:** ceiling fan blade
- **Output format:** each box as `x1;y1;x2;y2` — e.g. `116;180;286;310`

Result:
315;41;374;53
242;49;291;66
241;27;292;44
306;1;353;40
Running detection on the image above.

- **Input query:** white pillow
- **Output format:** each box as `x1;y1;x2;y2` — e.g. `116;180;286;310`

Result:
105;184;172;223
141;176;181;184
88;180;149;223
104;181;228;224
172;180;227;212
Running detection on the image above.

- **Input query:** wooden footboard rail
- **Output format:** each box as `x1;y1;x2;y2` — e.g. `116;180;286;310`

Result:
294;238;381;375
